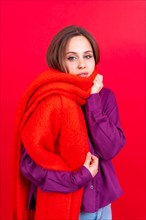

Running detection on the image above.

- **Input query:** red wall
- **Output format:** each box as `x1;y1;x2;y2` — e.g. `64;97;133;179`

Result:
0;1;145;219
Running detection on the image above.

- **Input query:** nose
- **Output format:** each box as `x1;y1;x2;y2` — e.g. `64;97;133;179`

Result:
78;59;86;69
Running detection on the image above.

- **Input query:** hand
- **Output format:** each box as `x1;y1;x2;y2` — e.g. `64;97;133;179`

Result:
91;74;103;94
83;152;99;177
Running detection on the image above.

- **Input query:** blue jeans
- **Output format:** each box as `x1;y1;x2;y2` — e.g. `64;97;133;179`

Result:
80;204;112;220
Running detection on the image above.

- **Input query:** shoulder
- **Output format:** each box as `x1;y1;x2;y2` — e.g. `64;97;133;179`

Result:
99;87;117;102
98;88;118;112
99;87;115;96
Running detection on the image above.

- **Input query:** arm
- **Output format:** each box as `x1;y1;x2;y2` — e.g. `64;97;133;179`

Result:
84;89;126;160
20;148;98;193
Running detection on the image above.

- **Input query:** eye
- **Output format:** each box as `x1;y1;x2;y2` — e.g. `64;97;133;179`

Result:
84;54;93;59
67;56;77;61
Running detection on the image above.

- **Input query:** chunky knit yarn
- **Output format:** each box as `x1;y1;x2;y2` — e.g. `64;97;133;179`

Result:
13;68;97;220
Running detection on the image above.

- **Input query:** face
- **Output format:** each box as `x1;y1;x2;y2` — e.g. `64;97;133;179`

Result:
63;35;95;77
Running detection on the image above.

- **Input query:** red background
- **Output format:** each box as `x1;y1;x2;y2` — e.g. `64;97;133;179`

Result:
0;1;145;220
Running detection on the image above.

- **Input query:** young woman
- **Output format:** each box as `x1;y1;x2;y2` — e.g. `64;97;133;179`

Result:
13;25;126;220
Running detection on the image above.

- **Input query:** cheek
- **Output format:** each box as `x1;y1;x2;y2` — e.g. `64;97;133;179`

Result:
63;62;70;72
89;60;95;69
66;63;76;72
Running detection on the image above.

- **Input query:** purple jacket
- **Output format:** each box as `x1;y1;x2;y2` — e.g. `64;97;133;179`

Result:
20;88;126;212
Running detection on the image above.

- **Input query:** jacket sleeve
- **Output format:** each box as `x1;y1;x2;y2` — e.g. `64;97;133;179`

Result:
84;89;126;160
20;147;93;193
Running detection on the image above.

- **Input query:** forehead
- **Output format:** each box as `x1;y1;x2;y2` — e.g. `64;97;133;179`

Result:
65;35;93;52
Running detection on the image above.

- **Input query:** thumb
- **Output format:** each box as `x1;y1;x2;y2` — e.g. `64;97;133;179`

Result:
84;152;91;166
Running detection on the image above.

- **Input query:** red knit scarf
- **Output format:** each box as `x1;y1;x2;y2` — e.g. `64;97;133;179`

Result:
13;68;97;220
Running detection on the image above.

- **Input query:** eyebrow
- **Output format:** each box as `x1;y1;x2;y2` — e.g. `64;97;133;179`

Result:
65;50;93;55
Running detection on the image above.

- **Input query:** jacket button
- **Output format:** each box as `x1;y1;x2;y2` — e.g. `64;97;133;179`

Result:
90;185;94;189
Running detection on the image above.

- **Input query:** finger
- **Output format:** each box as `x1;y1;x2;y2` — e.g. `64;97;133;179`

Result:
86;152;91;157
91;155;99;165
96;74;103;81
97;74;103;78
84;152;91;164
95;75;103;81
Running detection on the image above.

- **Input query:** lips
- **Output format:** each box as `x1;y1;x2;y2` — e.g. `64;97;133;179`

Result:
78;72;89;77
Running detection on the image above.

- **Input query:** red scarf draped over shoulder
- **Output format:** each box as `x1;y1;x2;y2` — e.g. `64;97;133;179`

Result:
13;68;97;220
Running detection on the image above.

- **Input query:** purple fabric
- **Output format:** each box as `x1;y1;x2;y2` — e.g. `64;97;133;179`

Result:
20;88;126;212
21;148;92;208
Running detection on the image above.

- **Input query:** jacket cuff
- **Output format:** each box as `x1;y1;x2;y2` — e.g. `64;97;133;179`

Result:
79;166;93;186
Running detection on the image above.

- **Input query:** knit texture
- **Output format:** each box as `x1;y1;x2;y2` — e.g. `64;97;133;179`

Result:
12;68;97;220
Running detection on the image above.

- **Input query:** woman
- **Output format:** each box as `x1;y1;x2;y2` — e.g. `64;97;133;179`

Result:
13;25;126;220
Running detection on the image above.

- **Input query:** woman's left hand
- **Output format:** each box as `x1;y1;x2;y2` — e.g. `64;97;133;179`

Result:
91;74;103;94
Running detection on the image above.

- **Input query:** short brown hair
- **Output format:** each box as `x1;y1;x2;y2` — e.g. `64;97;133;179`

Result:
46;25;100;72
